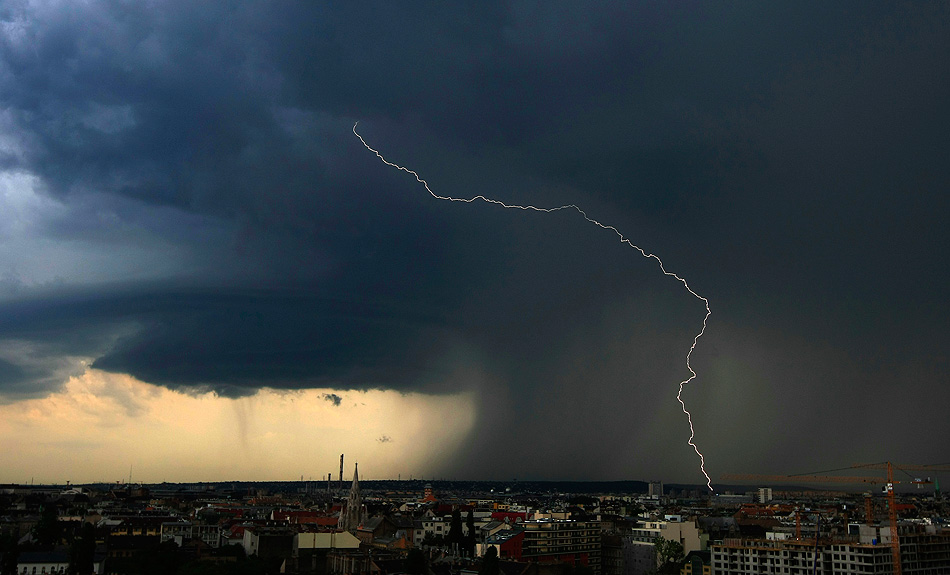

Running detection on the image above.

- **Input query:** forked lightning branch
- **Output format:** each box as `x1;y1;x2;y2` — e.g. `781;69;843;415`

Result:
353;122;714;491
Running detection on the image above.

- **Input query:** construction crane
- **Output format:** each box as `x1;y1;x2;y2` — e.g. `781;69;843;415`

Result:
721;462;950;575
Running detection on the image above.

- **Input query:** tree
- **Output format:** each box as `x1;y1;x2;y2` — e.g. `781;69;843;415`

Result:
479;547;500;575
197;511;223;526
666;540;684;564
133;539;183;575
34;505;62;546
447;509;463;551
568;563;594;575
0;534;19;575
68;523;97;575
179;555;270;575
406;548;427;575
652;536;684;574
464;509;476;557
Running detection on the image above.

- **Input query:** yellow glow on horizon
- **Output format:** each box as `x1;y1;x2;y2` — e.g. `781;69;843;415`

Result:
0;369;476;484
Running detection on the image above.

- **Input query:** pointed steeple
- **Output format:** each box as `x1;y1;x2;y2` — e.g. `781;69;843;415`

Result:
340;462;362;532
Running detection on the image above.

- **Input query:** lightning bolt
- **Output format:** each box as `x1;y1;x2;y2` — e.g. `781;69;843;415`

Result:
353;122;714;491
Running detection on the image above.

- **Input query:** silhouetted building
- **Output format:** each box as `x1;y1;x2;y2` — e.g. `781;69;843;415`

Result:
340;464;364;532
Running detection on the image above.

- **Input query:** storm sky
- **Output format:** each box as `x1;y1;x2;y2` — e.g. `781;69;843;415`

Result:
1;1;948;485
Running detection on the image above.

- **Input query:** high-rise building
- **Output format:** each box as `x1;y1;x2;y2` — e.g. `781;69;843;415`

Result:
714;537;898;574
521;518;601;575
711;525;950;575
627;519;706;554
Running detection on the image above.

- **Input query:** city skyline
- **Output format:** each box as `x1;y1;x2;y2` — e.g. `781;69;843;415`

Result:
0;2;948;484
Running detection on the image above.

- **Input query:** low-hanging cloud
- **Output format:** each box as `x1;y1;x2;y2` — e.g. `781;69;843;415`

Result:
0;0;948;481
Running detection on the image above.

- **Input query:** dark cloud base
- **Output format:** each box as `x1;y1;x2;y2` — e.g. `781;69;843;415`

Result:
0;1;948;480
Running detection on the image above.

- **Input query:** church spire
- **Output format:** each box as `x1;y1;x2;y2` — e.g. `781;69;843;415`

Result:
340;462;362;532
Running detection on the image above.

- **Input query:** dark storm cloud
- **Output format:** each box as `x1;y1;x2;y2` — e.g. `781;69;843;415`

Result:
322;393;343;407
0;1;948;480
0;283;461;397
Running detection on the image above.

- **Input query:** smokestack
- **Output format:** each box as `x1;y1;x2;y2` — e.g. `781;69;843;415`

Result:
340;454;344;492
